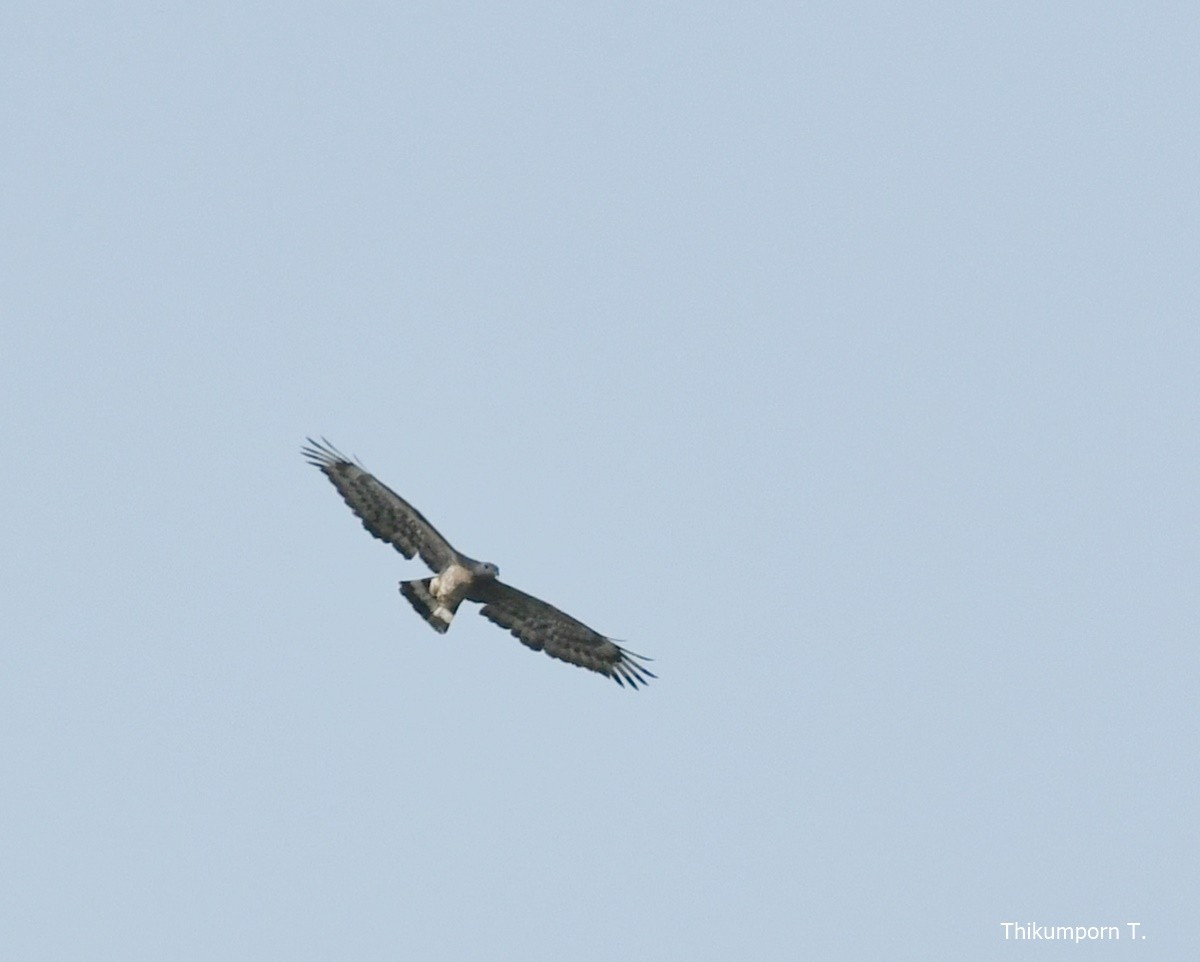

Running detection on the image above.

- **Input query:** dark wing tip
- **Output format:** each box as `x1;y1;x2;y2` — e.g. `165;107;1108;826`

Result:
301;437;360;471
610;645;657;690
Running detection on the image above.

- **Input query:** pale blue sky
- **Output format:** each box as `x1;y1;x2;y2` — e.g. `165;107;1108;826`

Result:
3;2;1197;959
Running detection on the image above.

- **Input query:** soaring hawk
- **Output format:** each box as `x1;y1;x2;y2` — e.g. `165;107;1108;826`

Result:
302;439;655;688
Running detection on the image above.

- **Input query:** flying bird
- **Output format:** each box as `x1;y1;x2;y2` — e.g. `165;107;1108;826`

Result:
302;438;655;688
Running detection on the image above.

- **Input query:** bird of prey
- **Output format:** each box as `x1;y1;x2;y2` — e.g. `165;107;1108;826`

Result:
302;438;655;688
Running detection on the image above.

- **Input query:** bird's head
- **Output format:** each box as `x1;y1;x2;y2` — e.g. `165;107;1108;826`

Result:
477;561;500;579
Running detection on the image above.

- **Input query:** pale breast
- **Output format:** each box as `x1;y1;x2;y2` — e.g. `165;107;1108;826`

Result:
430;564;475;604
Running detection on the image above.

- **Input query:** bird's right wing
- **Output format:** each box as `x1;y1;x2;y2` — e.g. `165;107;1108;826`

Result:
303;438;459;572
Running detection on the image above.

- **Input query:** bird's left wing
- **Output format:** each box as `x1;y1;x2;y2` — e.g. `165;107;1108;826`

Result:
302;438;460;572
468;579;655;688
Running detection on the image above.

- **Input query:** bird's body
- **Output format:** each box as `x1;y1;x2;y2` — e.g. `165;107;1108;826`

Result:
427;563;479;627
401;559;493;633
302;438;654;688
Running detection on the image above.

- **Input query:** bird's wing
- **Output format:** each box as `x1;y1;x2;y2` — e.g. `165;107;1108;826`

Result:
469;579;655;689
303;438;460;572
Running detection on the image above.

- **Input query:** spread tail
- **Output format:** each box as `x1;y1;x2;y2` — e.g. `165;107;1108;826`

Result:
399;578;457;633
